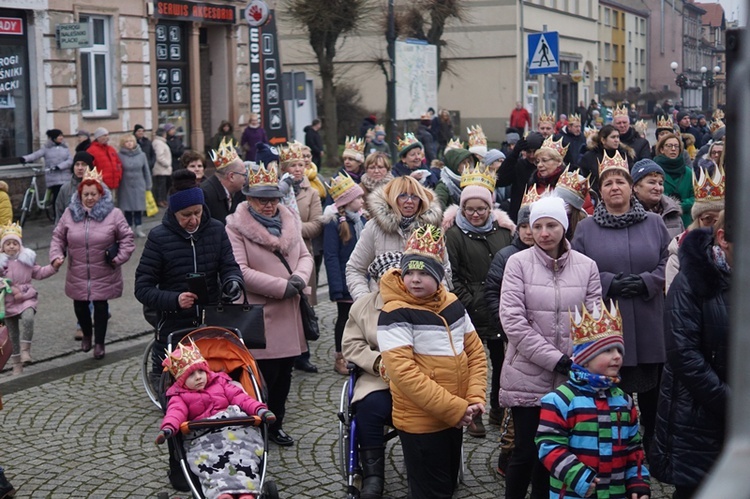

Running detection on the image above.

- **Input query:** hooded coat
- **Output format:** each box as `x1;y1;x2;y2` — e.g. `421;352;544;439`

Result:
118;145;152;212
0;249;57;317
649;229;729;488
22;139;74;188
151;135;173;177
434;148;473;209
87;140;123;189
321;205;367;302
225;203;314;360
619;126;652;162
208;121;238;152
578;144;635;193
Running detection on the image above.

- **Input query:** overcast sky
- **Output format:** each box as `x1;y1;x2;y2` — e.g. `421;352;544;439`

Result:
718;0;746;25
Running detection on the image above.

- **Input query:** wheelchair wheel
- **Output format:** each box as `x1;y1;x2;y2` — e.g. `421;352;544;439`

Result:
262;479;279;499
337;378;351;481
141;338;162;409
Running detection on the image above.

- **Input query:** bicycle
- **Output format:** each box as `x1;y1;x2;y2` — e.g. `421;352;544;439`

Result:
19;166;55;226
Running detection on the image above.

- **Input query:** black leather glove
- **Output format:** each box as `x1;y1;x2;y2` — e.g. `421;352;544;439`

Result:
607;273;627;297
620;274;647;298
257;408;277;425
509;138;527;158
18;156;26;164
221;280;243;303
289;275;306;292
554;355;573;375
155;428;173;445
283;281;299;299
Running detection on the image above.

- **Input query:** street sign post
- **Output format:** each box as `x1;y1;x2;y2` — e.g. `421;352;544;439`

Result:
528;32;559;75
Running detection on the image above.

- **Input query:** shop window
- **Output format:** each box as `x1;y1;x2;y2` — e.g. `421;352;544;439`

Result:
79;15;112;116
0;9;31;160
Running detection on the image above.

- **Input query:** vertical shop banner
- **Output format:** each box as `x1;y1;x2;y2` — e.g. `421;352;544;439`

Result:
247;9;287;146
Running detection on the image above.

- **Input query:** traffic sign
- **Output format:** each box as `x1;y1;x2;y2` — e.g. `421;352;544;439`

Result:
528;32;559;75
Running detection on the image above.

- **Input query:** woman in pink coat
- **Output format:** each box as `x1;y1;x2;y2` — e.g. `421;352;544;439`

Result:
225;163;314;447
498;196;602;499
50;168;135;359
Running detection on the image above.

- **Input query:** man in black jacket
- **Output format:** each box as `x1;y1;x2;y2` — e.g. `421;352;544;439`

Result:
613;106;651;161
554;114;586;166
495;132;545;222
304;119;324;167
201;154;247;224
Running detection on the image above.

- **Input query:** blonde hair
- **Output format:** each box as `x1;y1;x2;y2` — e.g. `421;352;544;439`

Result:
535;148;563;164
119;133;137;148
364;152;392;172
382;176;435;217
338;205;352;244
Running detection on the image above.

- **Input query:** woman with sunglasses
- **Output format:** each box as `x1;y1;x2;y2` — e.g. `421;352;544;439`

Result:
653;133;694;227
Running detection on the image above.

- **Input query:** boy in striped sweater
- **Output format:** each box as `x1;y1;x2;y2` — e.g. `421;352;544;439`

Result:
536;300;650;499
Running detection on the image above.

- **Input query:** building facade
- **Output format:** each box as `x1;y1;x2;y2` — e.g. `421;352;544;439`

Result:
695;2;726;109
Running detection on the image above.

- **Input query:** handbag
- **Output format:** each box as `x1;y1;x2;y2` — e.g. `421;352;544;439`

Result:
105;241;119;268
145;190;159;217
201;285;266;349
273;251;320;341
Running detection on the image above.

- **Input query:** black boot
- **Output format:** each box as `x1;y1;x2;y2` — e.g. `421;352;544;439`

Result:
360;447;385;499
0;467;16;498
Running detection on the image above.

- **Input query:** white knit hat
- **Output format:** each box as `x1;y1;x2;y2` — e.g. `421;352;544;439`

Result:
530;195;569;231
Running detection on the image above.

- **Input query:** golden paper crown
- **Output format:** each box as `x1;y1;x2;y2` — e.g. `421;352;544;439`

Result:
521;184;551;207
709;119;725;134
83;167;104;184
403;224;445;261
693;166;725;202
373;124;385;134
343;136;365;157
583;128;599;140
467;125;487;149
247;162;279;187
656;116;674;130
556;166;590;201
568;114;582;125
209;136;240;169
445;137;464;152
327;172;359;201
1;222;22;240
539;135;569;158
162;338;207;381
397;133;421;153
279;141;305;163
460;163;496;192
571;299;623;346
598;149;629;176
634;119;648;135
613;105;628;118
713;109;725;121
538;112;555;124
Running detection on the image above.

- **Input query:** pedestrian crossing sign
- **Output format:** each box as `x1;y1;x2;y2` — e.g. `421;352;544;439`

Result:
528;32;559;75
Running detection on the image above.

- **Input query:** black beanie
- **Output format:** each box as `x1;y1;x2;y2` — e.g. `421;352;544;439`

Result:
46;129;64;141
72;151;94;168
133;124;145;134
526;132;545;150
400;253;445;285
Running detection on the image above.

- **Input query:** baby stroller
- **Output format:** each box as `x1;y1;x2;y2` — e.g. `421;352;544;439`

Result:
160;325;279;499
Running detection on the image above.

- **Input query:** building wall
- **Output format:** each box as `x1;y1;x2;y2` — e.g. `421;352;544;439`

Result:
642;0;683;96
625;12;649;92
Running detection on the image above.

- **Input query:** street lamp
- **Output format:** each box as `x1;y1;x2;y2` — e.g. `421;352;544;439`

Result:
670;61;688;105
699;65;721;111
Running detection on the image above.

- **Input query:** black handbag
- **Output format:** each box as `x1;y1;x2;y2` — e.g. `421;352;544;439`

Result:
201;285;266;349
273;251;320;341
104;241;119;268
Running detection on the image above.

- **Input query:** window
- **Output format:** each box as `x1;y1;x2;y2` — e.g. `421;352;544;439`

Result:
622;46;625;61
634;48;638;63
79;15;112;115
605;43;611;61
613;78;619;90
604;8;610;26
635;20;639;35
640;19;646;34
613;44;618;62
641;49;645;65
629;62;632;73
613;10;618;28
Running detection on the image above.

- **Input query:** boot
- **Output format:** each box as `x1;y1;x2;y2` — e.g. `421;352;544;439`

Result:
94;343;105;360
0;467;16;498
334;352;348;376
360;447;385;499
135;225;146;238
20;341;32;366
11;355;22;376
467;412;486;438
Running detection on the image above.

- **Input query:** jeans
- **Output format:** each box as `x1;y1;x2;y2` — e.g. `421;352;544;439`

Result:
353;389;392;448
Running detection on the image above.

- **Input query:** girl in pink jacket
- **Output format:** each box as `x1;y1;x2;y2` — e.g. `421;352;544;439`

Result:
0;223;64;374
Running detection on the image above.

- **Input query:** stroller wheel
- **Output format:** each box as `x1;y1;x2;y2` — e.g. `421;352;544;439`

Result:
262;479;279;499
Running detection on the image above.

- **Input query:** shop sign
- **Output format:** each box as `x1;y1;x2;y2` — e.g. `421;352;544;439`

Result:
56;23;92;49
153;0;237;24
244;0;269;27
0;18;23;36
0;54;24;93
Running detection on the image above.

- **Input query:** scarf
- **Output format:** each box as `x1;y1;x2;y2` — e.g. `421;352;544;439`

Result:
570;364;620;390
535;166;564;187
248;205;283;236
345;168;363;184
292;179;302;196
654;154;687;177
593;196;647;229
440;167;462;204
346;210;365;241
360;172;393;194
456;209;494;234
712;245;731;274
399;214;416;232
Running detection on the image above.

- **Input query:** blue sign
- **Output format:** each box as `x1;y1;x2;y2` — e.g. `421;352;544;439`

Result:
528;32;559;75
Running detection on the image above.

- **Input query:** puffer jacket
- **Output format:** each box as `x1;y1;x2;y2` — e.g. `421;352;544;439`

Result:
665;231;687;292
23;139;74;187
161;370;267;433
50;189;135;301
649;228;729;488
87;140;123;189
377;269;487;433
483;233;530;341
134;206;243;339
0;249;57;317
151;135;172;176
0;181;11;225
321;205;366;302
345;185;445;300
498;242;602;408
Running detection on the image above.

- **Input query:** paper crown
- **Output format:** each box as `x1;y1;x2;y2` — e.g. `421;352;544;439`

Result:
538;112;555;124
445;137;464;152
583;128;599;140
247;162;279;187
209;136;240;169
343;136;365;160
709;118;726;134
467;125;487;149
656;116;674;130
396;133;421;153
327;172;359;201
521;184;551;207
713;109;725;121
555;166;590;201
567;114;581;125
598;149;629;175
613;105;628;118
571;299;623;347
693;166;725;202
279;141;305;163
1;222;22;240
460;163;496;192
634;119;648;135
373;124;385;134
162;338;207;381
539;135;569;158
83;167;104;184
403;224;445;261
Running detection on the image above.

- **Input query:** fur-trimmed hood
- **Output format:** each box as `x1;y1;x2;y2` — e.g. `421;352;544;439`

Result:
225;202;302;253
441;204;516;233
68;187;115;222
366;185;443;236
585;142;635;159
678;228;729;299
0;247;36;269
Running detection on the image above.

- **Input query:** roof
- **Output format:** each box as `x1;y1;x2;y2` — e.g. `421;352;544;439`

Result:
694;2;726;28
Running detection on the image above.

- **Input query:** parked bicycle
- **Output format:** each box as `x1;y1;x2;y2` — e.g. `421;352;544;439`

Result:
19;166;55;226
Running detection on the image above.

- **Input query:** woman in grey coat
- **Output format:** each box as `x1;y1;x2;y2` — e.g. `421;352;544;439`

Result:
117;133;152;237
21;129;73;209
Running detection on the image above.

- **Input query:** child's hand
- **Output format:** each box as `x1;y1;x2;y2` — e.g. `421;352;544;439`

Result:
455;406;474;428
468;403;485;416
52;257;64;270
155;429;173;445
586;477;600;497
257;408;277;425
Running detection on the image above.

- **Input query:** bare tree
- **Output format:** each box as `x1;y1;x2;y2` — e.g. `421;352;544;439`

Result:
287;0;368;168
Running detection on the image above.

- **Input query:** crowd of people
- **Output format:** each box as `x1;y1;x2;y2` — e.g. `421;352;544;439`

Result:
0;105;731;499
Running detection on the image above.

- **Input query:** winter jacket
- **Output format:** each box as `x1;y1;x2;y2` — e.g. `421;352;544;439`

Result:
536;377;650;499
166;134;185;171
444;208;515;340
0;249;57;317
226;203;314;360
509;107;531;131
303;125;323;165
208;121;238;152
345;185;445;300
200;174;243;225
321;205;366;302
498;242;602;408
55;174;82;224
578;145;635;193
240;126;267;162
295;176;323;304
649;229;729;488
366;140;391;158
484;233;530;341
87;141;123;189
619;127;651;162
665;231;687;292
136;136;156;169
161;370;267;433
655;155;694;227
571;212;670;367
341;290;389;404
151;135;173;177
117;145;152;212
50;189;135;301
377;269;487;433
415;124;436;163
134;206;242;339
496;153;536;222
649;195;684;240
22;140;73;188
554;127;586;166
0;181;11;225
75;139;91;153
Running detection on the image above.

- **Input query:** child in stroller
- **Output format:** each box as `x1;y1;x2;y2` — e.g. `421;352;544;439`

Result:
156;338;276;499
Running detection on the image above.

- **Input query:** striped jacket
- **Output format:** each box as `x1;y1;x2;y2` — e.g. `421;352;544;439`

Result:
377;269;487;434
535;375;650;499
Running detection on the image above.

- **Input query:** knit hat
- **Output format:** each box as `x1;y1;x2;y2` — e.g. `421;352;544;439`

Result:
342;136;366;163
162;339;211;386
46;129;64;141
517;205;531;226
460;185;493;209
554;167;590;212
400;225;446;285
397;133;423;158
72;151;95;169
93;127;109;140
169;170;205;212
256;142;280;166
530;195;569;231
506;132;520;145
483;149;505;166
329;172;365;208
630;159;664;185
444;148;474;175
571;300;625;367
0;222;22;248
76;129;90;138
133;124;145;134
525;132;545;151
368;251;402;282
676;111;689;123
163;123;176;133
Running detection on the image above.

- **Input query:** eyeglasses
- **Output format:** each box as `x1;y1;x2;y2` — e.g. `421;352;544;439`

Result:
232;171;249;178
397;193;420;201
255;198;280;206
535;157;555;165
463;207;488;216
699;214;718;225
663;143;680;150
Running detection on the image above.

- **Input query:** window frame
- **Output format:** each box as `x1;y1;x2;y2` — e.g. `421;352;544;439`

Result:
79;14;113;117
